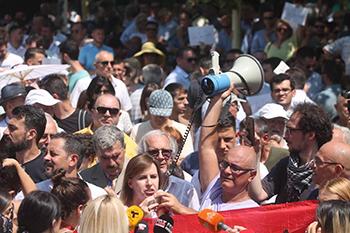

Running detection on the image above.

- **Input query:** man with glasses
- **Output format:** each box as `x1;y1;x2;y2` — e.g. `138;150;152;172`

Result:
75;93;137;159
138;129;200;210
93;51;132;112
311;141;350;198
249;103;333;203
164;47;197;90
270;73;296;116
198;87;259;211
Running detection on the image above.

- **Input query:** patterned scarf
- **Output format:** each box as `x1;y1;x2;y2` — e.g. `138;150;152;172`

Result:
286;154;313;202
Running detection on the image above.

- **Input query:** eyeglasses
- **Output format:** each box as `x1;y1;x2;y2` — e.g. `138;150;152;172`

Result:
272;88;292;94
312;156;342;167
285;126;303;134
95;106;120;115
147;149;172;159
219;160;255;175
186;57;197;63
99;61;115;66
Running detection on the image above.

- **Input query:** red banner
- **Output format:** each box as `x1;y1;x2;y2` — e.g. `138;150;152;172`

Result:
145;200;318;233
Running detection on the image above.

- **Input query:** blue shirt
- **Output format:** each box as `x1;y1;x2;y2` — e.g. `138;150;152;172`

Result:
78;43;114;71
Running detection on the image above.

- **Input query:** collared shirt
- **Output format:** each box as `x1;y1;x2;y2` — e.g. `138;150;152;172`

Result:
163;66;191;90
7;42;26;58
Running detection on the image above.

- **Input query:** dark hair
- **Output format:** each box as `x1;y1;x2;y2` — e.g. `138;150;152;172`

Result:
317;200;350;233
262;57;282;70
8;23;23;34
0;189;11;213
0;163;21;194
24;47;46;63
51;133;85;169
59;39;80;60
164;83;187;98
286;67;307;89
51;169;90;220
17;191;61;233
0;37;8;47
176;47;194;59
294;103;333;148
86;76;115;110
295;46;316;59
217;112;236;131
74;134;95;165
270;73;295;91
40;74;68;100
321;59;344;84
41;18;55;31
12;105;46;144
140;82;160;115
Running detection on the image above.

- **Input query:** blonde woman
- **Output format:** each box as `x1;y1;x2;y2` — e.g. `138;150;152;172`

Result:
79;195;128;233
318;177;350;201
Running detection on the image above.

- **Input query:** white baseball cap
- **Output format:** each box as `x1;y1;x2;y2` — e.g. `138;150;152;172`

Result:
253;103;289;120
25;89;61;106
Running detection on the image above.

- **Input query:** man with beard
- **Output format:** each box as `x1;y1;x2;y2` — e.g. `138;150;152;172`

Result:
198;87;259;211
138;130;200;210
80;125;128;194
3;105;47;183
249;103;333;203
16;132;105;200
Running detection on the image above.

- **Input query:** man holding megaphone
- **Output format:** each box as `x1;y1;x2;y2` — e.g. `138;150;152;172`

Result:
198;83;259;211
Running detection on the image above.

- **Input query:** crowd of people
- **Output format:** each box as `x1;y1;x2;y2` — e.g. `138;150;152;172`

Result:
0;0;349;232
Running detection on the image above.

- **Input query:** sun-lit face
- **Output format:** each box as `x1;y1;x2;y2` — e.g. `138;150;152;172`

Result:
271;80;295;109
128;163;159;205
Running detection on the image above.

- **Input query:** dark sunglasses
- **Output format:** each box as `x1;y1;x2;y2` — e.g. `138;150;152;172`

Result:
186;57;197;63
219;160;255;175
147;149;172;159
99;61;115;66
96;106;120;115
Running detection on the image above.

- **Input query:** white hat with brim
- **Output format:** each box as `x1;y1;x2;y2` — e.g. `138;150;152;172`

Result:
25;89;61;106
253;103;289;120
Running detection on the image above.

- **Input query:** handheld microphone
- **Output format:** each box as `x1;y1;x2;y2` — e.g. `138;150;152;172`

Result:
134;220;149;233
198;209;231;232
127;205;144;230
153;214;174;233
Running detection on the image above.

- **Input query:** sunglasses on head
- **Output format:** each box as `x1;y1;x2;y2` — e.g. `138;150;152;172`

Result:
95;106;120;115
99;61;115;66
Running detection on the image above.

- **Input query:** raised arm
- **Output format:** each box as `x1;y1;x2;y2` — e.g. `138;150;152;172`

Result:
2;158;37;196
199;88;232;192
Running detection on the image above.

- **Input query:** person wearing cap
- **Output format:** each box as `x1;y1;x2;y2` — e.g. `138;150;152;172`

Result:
133;41;165;67
249;103;333;204
25;89;61;116
163;47;198;90
131;90;194;162
0;82;27;140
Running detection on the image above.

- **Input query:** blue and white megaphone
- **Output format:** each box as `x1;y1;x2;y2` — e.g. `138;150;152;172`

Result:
201;54;264;96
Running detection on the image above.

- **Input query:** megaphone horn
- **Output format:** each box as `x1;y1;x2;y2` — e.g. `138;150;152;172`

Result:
201;54;264;96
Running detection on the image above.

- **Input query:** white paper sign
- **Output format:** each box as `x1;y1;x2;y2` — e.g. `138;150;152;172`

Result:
281;2;308;28
188;25;216;46
274;61;290;74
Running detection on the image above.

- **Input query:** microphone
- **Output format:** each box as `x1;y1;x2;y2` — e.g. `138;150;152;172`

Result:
198;209;231;232
153;214;174;233
127;205;144;230
134;220;149;233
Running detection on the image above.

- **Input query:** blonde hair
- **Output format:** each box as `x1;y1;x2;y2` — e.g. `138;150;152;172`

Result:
320;177;350;201
79;195;128;233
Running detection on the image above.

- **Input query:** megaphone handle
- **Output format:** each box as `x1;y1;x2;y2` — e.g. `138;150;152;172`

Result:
227;70;251;96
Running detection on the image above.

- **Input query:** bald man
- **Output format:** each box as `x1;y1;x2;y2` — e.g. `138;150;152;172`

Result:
312;141;350;187
199;87;259;211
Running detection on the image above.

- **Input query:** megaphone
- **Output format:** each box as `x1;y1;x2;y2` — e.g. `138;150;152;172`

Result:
201;54;264;96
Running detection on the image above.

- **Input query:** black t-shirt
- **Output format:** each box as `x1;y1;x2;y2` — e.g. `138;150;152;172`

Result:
22;149;48;183
55;109;92;133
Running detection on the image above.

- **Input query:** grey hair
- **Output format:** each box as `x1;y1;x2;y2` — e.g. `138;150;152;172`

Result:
138;130;177;157
93;125;125;152
142;64;164;85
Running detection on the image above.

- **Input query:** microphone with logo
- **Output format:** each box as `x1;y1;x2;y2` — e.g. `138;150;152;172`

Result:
153;214;174;233
198;209;232;232
127;205;145;231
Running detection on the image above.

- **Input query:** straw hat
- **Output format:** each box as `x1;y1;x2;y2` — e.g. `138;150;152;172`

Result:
134;42;164;58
